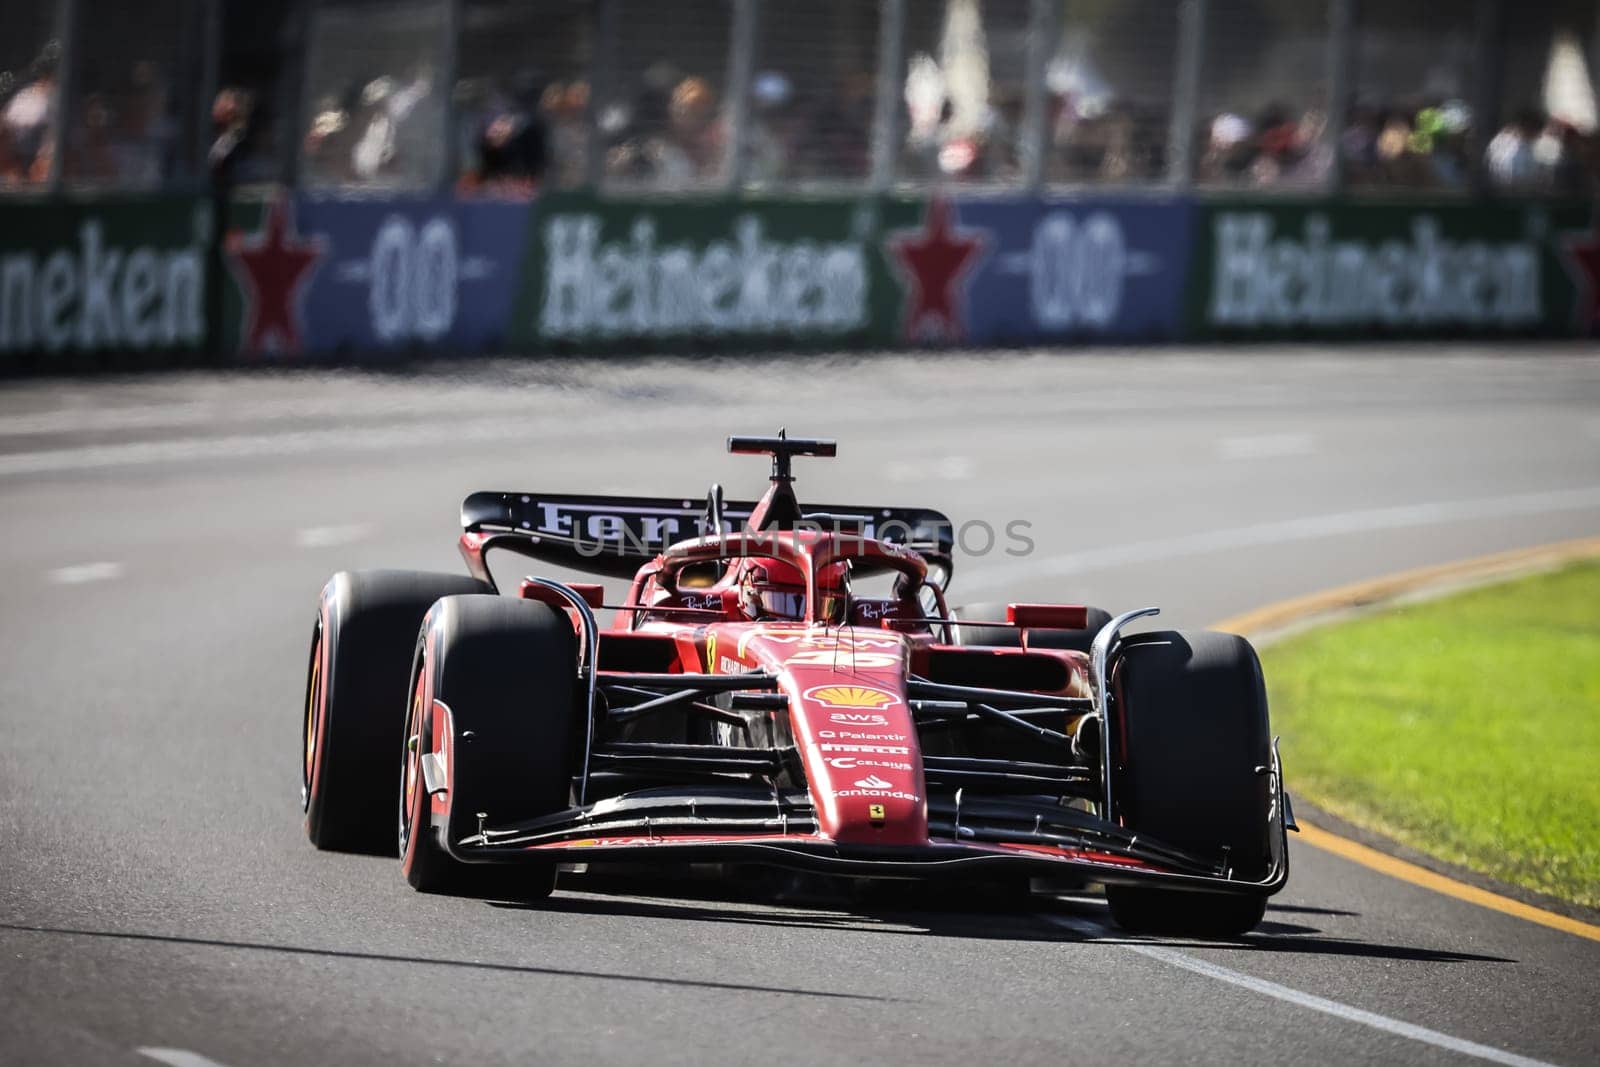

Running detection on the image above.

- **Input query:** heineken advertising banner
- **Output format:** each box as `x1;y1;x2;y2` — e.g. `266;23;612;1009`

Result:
513;192;924;348
8;189;1597;373
0;195;209;368
221;193;532;356
511;192;1198;348
1187;199;1600;338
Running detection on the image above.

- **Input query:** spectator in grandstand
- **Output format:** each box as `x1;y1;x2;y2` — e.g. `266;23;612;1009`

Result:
0;46;57;183
458;69;547;197
112;61;178;187
302;88;359;182
1485;108;1542;189
746;70;800;182
1532;116;1585;195
660;75;725;185
349;68;433;182
1197;111;1254;182
67;93;118;181
541;80;588;188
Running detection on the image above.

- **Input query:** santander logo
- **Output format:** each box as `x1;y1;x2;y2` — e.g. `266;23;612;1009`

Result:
853;774;892;789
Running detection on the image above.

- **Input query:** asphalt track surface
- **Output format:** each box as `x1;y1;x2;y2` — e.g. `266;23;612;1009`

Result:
1;347;1598;1066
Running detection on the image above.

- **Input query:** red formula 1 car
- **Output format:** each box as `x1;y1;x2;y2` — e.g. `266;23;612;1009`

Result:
302;434;1292;935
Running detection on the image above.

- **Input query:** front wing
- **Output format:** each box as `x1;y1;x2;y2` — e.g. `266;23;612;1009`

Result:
446;747;1293;896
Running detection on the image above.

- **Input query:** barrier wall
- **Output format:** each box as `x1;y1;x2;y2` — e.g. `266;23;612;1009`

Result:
3;190;1596;369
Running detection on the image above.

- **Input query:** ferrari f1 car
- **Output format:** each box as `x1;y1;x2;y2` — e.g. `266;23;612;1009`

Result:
302;433;1292;935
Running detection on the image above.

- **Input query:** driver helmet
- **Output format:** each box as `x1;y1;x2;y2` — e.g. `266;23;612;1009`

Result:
738;558;807;620
815;561;851;625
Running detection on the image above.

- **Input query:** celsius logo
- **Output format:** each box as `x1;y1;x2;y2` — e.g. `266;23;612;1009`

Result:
827;756;912;772
806;684;897;710
829;712;888;725
854;774;892;789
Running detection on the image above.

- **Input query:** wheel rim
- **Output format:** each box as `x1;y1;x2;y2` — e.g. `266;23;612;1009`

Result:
400;665;427;857
301;622;324;811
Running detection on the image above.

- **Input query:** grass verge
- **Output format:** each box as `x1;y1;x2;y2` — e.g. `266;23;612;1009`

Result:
1262;559;1600;909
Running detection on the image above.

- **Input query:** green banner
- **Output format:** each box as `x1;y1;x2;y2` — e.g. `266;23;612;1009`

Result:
0;195;211;365
1185;199;1599;339
510;192;924;349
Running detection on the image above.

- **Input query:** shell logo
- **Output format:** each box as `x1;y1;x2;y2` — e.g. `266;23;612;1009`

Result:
806;684;897;710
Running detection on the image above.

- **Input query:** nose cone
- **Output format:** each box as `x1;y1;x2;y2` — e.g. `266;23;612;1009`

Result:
744;627;929;845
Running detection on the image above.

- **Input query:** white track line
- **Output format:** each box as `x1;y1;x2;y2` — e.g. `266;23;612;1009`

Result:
137;1049;232;1067
1045;916;1562;1067
961;485;1600;594
48;562;124;585
1217;432;1315;460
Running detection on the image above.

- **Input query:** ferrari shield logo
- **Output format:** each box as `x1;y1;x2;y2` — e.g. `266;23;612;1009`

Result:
868;803;886;821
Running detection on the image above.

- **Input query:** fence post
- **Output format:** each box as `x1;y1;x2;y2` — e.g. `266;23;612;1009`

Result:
198;0;222;182
277;0;310;187
1324;0;1356;194
1469;0;1504;197
437;0;462;193
724;0;759;190
869;0;906;192
46;0;80;193
1165;0;1206;189
1020;0;1057;191
585;0;616;190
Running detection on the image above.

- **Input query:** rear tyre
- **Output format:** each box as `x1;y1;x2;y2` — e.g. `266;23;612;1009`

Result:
1103;629;1273;938
303;569;491;853
400;594;577;898
952;601;1112;654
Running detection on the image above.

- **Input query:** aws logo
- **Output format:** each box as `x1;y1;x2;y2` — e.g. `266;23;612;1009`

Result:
804;684;898;711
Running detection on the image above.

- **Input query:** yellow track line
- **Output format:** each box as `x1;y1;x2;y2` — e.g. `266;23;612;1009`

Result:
1210;535;1600;943
1294;822;1600;943
1212;536;1600;639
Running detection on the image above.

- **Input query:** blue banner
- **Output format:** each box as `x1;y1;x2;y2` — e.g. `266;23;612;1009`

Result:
952;197;1193;344
225;194;533;356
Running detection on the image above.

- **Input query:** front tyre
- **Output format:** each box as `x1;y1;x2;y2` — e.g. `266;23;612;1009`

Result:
1103;629;1273;938
400;594;578;897
303;569;490;852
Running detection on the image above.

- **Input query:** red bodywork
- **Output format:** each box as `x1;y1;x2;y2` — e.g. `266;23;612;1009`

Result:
431;440;1288;894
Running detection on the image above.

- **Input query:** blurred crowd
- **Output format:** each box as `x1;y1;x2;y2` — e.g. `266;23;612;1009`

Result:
452;62;879;191
7;18;1599;198
1195;100;1598;193
1;44;189;189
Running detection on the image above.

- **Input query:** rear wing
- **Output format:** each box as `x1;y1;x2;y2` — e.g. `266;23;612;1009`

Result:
461;491;955;582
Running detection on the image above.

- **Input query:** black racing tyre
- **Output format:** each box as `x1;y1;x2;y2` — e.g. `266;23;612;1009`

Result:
951;602;1112;654
303;570;491;853
1103;629;1273;938
400;594;577;897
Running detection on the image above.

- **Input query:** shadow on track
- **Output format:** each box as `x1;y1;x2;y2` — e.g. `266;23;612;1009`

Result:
0;921;890;1001
516;874;1512;966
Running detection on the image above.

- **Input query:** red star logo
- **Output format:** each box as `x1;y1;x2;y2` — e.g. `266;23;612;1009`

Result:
226;198;323;354
887;198;985;342
1560;215;1600;335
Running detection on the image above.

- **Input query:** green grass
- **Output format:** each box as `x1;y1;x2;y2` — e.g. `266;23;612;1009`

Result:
1262;560;1600;909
